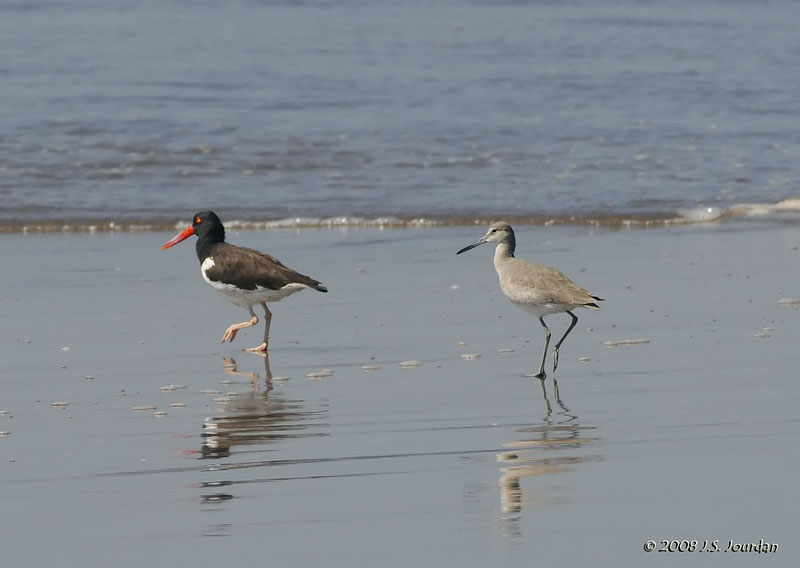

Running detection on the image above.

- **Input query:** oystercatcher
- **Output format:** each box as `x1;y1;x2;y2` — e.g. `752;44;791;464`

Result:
162;211;327;352
457;222;602;378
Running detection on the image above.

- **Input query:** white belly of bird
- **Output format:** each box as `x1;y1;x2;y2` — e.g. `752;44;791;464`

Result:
511;299;573;318
500;279;573;317
200;258;308;308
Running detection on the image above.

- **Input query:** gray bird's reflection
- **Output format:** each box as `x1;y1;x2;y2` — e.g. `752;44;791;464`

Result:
497;378;603;534
201;353;328;460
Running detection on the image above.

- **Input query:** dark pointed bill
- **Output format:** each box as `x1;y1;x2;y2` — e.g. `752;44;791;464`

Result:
457;236;488;255
161;226;195;249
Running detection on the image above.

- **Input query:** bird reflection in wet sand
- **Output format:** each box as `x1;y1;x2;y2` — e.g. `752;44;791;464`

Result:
201;353;328;460
497;379;603;535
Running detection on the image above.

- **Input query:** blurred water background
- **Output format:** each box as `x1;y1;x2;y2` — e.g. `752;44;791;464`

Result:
2;0;799;230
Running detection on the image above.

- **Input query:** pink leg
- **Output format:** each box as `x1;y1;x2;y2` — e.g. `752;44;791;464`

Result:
244;303;272;352
221;307;258;344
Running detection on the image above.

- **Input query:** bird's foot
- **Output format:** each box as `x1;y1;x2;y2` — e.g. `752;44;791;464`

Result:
221;327;238;343
244;342;268;353
221;316;259;344
531;369;547;380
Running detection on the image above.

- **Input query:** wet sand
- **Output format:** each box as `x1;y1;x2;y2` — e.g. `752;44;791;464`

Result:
1;223;798;566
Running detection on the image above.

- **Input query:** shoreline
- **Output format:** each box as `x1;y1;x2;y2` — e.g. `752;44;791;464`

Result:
1;197;799;234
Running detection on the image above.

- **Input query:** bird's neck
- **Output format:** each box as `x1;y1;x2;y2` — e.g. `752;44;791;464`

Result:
195;237;224;263
494;242;515;267
194;223;226;262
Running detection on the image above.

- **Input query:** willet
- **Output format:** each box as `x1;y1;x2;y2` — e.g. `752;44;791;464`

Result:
457;222;602;378
162;211;327;352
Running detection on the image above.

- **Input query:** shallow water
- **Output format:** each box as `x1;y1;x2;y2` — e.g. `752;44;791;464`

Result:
2;0;800;228
1;225;798;565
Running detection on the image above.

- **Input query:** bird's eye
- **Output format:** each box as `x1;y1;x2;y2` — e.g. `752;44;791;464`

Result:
195;217;202;224
490;229;496;233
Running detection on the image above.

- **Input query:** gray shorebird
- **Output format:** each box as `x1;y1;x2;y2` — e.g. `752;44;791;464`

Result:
162;211;327;352
457;222;602;378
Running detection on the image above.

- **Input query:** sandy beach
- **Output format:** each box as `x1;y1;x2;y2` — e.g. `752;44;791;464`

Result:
1;222;798;566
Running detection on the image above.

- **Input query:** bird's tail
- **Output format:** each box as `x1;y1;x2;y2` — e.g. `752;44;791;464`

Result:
583;295;604;310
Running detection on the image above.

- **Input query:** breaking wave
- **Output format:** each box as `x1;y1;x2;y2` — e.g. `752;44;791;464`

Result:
2;199;799;234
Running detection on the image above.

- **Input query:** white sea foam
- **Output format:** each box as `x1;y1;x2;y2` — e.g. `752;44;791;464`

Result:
8;198;800;234
677;206;724;223
673;198;800;225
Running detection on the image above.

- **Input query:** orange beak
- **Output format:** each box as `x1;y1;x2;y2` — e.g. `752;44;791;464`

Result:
161;226;195;249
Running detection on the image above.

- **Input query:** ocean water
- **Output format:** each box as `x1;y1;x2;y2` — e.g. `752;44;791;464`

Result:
2;0;799;231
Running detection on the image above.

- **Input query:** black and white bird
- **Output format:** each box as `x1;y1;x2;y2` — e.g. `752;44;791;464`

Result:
162;211;327;352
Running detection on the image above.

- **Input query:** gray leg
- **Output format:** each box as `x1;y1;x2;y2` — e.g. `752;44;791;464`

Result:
534;317;551;379
552;311;578;372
